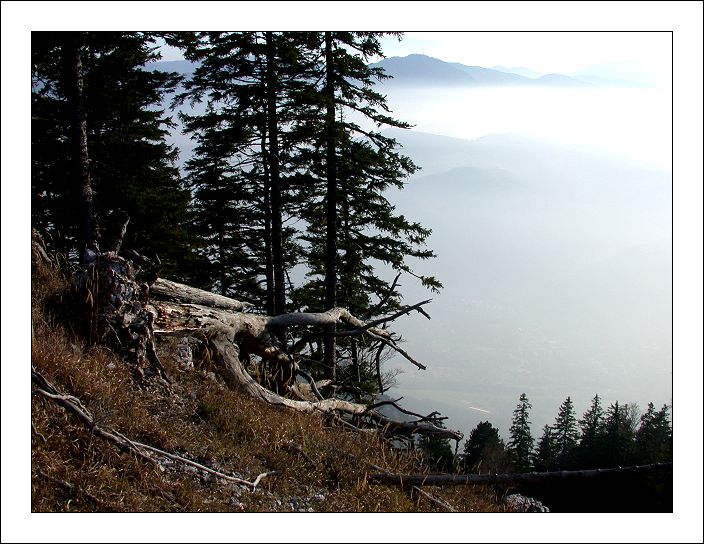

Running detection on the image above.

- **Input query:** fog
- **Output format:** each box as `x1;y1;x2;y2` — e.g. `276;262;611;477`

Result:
371;84;672;440
161;71;672;442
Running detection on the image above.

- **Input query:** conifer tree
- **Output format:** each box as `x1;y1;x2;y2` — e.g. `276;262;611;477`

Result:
293;31;441;383
418;421;456;473
32;31;194;277
577;393;605;468
551;396;579;469
634;403;672;464
600;401;635;468
462;421;509;474
532;424;556;472
174;31;311;307
508;393;534;472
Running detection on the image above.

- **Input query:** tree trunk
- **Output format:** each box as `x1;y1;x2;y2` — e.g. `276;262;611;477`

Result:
266;32;286;319
62;32;97;263
323;31;338;381
260;125;275;317
368;463;674;487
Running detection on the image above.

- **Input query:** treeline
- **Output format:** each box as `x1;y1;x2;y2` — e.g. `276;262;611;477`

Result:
419;394;673;474
31;31;440;391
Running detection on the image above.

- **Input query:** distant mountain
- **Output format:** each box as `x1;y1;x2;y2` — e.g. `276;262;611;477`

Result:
371;54;592;88
570;61;663;87
534;73;593;87
491;65;543;79
144;60;199;75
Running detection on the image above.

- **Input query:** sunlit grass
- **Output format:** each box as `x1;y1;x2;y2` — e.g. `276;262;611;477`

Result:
31;254;504;512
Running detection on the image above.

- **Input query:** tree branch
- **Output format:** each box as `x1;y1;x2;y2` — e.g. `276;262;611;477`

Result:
32;368;277;489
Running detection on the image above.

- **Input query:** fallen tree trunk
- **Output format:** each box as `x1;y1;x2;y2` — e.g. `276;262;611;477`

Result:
367;463;674;487
68;247;462;440
151;278;252;313
150;300;461;440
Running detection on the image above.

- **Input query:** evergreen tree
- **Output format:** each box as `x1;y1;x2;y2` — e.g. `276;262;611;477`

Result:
418;421;456;473
552;396;580;469
32;31;195;277
577;393;605;468
174;31;307;305
600;401;636;468
292;31;441;383
508;393;534;472
634;403;672;464
462;421;510;474
532;424;556;472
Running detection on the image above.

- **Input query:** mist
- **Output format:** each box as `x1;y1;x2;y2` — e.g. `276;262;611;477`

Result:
160;64;673;442
371;83;672;440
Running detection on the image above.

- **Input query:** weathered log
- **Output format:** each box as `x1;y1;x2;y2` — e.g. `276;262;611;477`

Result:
367;463;674;487
150;278;251;313
70;245;462;441
149;300;462;440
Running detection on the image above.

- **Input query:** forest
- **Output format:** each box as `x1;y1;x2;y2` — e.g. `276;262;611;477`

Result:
30;31;672;514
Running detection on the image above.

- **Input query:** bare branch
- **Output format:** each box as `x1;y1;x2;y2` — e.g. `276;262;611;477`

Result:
32;368;278;489
412;486;458;512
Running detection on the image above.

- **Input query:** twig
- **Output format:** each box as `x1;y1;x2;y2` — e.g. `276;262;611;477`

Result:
34;469;116;511
32;367;278;490
412;485;458;512
334;299;432;337
366;398;448;423
282;442;317;468
32;421;47;443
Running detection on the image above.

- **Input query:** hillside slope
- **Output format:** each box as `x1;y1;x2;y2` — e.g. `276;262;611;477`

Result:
30;243;505;514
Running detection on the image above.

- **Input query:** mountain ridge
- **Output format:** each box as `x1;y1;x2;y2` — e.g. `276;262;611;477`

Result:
148;54;642;88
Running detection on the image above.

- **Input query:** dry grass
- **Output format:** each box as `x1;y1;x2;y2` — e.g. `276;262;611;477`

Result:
30;253;506;513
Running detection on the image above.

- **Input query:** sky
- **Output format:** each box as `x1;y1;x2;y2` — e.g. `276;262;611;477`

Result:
157;31;672;83
376;31;671;79
4;2;703;543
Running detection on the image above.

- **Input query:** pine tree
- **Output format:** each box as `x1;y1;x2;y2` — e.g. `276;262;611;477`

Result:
174;31;313;308
551;396;579;469
462;421;509;474
634;403;672;464
32;32;195;277
508;393;534;472
577;393;605;468
600;401;636;467
532;424;555;472
293;31;441;383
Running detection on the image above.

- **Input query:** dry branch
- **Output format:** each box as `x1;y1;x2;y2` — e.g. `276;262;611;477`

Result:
412;485;458;512
34;469;116;511
32;368;277;489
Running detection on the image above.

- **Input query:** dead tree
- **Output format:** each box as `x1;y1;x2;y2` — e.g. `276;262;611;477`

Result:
75;247;462;442
367;463;674;487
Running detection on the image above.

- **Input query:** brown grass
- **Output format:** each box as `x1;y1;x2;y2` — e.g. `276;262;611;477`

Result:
30;253;506;513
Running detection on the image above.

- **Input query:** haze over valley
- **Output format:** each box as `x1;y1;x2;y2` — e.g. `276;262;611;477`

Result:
155;51;672;441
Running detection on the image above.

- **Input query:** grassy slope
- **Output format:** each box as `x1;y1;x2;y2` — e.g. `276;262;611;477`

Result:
30;254;505;513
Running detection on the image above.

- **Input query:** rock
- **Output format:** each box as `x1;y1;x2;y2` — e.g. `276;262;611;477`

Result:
505;493;550;513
